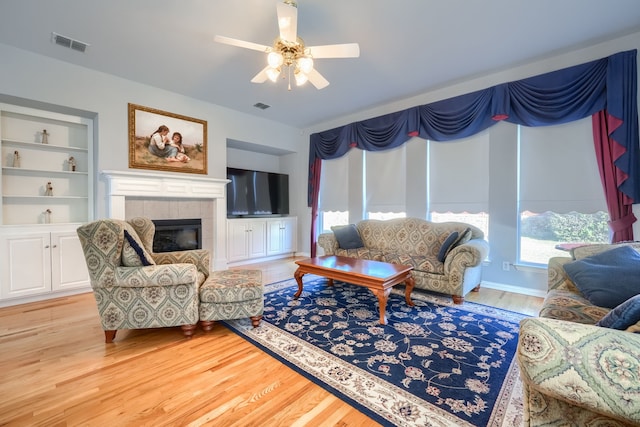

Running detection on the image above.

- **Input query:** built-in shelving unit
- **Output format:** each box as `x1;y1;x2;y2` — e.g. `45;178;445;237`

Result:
0;103;93;306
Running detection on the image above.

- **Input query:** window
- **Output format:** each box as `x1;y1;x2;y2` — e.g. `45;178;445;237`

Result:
518;118;609;265
428;132;490;238
365;145;406;219
318;151;352;232
320;211;350;231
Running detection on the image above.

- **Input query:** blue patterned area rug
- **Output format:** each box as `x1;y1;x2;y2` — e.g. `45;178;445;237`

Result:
223;276;526;427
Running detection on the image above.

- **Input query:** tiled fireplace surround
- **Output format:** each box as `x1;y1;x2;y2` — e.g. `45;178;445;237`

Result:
102;170;229;270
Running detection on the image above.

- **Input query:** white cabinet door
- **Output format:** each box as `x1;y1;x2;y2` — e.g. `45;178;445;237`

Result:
247;220;267;259
51;231;89;291
0;233;51;299
227;220;250;262
281;217;296;253
266;219;284;255
266;218;297;256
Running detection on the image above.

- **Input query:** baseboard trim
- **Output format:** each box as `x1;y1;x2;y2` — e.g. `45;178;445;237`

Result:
480;280;546;298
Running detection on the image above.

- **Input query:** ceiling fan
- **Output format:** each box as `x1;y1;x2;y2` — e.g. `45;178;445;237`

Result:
214;0;360;90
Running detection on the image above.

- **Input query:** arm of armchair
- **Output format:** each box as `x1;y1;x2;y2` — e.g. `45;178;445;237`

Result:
318;232;339;255
115;263;199;288
152;248;210;278
518;317;640;424
547;256;580;292
443;238;489;272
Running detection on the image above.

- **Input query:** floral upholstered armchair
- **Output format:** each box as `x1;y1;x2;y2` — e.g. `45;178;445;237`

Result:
76;217;210;343
517;243;640;426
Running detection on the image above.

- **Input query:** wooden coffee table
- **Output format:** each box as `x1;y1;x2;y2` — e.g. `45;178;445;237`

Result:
293;255;415;325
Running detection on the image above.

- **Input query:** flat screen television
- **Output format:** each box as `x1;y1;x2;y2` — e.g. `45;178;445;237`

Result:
227;167;289;217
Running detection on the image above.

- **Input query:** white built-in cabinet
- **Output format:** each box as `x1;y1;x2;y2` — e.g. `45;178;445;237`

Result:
0;229;89;301
0;104;93;306
267;218;296;256
227;217;297;263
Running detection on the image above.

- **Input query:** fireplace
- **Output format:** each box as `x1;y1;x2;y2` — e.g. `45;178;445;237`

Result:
102;170;230;270
152;218;202;253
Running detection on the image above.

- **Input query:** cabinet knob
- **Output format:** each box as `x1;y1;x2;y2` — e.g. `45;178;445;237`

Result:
52;245;57;248
45;245;50;249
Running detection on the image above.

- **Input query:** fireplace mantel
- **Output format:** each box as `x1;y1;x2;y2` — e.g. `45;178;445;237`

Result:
103;170;229;195
102;170;230;269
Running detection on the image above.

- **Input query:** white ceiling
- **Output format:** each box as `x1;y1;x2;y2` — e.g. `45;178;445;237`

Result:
1;0;640;129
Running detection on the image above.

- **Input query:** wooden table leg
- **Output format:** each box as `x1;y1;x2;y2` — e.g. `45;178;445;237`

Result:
371;288;392;325
293;268;305;299
404;275;416;307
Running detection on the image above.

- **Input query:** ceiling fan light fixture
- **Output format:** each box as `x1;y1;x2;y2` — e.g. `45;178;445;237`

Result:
214;0;359;90
294;70;308;86
266;67;281;82
298;56;314;74
267;51;284;68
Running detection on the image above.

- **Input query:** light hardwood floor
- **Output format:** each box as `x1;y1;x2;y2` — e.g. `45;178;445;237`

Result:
0;257;543;426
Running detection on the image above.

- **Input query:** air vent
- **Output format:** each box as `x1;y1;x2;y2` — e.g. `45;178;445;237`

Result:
253;102;270;110
52;32;89;53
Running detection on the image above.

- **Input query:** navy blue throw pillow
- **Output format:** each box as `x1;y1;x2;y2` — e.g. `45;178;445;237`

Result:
124;229;154;266
331;224;364;250
596;294;640;331
437;232;459;263
563;246;640;309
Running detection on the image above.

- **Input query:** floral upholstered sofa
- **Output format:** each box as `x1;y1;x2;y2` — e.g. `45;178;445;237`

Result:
517;242;640;426
317;218;489;303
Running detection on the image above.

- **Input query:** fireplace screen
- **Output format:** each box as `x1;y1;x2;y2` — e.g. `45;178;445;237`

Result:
152;218;202;253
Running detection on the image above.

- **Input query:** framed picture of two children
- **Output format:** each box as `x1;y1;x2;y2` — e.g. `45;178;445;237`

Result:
128;103;207;175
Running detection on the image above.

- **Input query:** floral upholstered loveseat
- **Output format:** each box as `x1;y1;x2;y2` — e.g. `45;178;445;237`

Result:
517;242;640;426
317;218;489;303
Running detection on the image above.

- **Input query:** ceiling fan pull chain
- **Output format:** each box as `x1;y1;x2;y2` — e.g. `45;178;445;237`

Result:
288;66;292;91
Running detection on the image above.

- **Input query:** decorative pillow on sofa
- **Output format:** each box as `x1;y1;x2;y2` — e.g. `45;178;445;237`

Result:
122;229;155;267
437;232;459;262
437;228;472;263
563;246;640;309
331;224;364;250
453;227;472;248
596;294;640;331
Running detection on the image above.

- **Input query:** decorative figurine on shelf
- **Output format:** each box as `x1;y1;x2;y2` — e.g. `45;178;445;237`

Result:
13;150;20;168
41;129;49;144
44;209;52;224
45;181;53;196
68;156;76;172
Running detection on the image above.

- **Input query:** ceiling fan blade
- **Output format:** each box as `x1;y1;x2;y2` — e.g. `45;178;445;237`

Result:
214;35;270;53
307;43;360;59
307;68;330;90
251;66;271;83
277;1;298;43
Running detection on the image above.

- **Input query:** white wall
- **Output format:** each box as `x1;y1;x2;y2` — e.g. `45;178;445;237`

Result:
226;147;281;173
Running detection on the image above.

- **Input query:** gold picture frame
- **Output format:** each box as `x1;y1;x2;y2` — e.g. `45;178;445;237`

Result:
128;103;207;175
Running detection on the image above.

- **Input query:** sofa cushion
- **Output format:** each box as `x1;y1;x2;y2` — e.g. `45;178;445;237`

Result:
453;227;472;247
331;224;364;249
563;246;640;309
122;229;155;267
383;253;444;274
596;294;640;331
335;247;384;261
